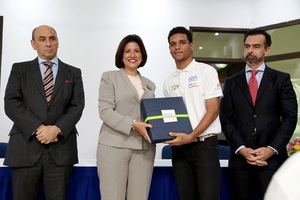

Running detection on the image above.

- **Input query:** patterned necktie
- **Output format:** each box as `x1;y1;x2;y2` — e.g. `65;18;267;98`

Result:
43;61;54;104
248;70;258;105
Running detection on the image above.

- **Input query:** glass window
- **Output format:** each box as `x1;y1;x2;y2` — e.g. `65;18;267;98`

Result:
191;20;300;138
267;58;300;79
193;32;245;59
267;24;300;56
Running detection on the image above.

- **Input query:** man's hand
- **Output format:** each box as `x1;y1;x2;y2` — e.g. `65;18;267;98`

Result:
239;147;257;165
253;147;274;163
36;125;60;144
251;159;268;167
239;147;271;166
164;132;197;146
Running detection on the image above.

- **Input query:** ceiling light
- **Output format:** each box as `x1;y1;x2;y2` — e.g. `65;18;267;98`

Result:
215;63;227;68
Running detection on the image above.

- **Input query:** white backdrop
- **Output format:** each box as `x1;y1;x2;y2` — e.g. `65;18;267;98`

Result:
0;0;300;161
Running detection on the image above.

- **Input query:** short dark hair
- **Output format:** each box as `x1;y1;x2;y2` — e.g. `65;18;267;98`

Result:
115;34;147;69
168;26;193;44
244;29;272;47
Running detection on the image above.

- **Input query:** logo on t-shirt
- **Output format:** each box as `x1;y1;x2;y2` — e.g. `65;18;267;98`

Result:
188;75;198;88
171;84;180;91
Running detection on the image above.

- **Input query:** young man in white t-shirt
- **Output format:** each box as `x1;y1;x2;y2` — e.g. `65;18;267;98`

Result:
163;26;223;200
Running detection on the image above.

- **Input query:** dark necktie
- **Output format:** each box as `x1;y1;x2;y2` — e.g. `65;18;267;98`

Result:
43;61;54;104
248;70;258;105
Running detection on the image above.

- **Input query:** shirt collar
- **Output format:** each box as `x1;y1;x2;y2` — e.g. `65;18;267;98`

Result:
38;57;59;66
245;63;266;72
174;60;195;75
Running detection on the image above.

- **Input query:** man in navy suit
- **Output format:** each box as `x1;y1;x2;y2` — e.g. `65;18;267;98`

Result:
220;29;297;200
4;25;84;200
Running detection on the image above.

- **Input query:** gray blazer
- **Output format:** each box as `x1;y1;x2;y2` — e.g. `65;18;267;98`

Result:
98;69;155;149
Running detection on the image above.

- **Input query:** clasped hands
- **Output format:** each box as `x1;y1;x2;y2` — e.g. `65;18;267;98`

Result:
35;125;61;144
239;147;274;166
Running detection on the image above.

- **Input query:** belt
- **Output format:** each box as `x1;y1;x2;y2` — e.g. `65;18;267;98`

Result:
197;133;217;141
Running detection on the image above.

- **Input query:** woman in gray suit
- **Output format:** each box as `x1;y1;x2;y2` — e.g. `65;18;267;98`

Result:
97;35;156;200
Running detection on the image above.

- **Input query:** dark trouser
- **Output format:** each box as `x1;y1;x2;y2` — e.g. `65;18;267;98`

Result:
230;167;275;200
171;136;220;200
12;148;73;200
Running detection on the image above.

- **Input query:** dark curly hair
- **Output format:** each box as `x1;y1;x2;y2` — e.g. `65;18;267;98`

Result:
168;26;193;44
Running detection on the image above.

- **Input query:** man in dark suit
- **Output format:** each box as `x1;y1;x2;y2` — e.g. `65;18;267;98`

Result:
4;25;85;200
220;29;297;200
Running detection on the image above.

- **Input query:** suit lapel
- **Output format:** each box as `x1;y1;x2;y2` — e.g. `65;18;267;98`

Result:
120;69;141;103
49;60;66;105
256;66;271;105
140;76;152;98
30;58;47;100
238;70;253;106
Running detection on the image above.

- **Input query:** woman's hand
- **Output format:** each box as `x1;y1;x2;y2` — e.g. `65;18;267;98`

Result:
132;121;153;143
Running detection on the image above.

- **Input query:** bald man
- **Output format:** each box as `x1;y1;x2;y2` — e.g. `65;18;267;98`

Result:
4;25;85;200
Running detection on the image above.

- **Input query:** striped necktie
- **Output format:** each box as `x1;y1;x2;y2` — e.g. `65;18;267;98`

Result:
43;61;54;104
248;70;258;105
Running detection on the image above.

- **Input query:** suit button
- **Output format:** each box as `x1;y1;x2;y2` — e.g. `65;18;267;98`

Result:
253;115;257;118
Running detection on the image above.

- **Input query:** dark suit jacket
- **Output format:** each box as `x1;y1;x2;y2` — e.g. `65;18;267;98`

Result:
220;66;297;170
4;58;85;167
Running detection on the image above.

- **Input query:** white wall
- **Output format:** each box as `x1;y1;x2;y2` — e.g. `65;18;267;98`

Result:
252;0;300;27
0;0;299;161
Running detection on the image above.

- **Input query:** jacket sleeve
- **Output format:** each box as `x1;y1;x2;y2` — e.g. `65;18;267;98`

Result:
4;64;42;140
98;72;134;135
269;73;298;153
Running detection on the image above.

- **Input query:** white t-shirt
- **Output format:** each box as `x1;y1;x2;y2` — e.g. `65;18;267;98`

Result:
163;60;223;135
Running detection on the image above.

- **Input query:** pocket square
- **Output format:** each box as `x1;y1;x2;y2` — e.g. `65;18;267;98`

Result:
64;80;73;83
